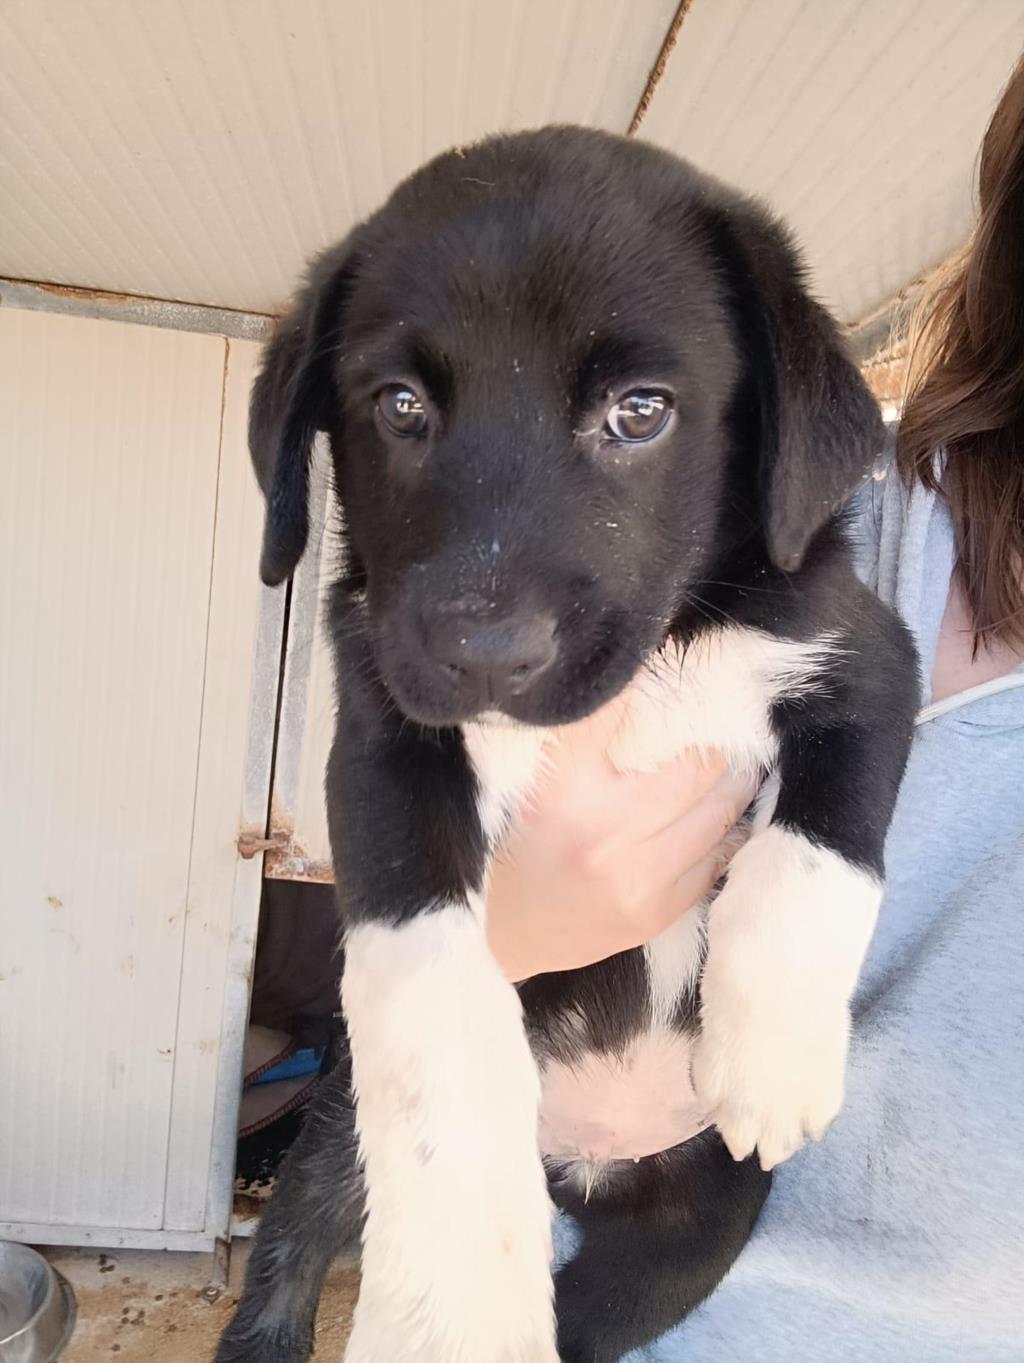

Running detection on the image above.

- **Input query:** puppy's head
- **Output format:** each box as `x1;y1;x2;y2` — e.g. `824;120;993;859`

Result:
251;128;882;728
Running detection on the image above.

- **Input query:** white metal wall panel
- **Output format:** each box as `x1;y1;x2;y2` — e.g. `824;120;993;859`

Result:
0;0;678;315
161;338;273;1231
0;309;225;1230
638;0;1024;323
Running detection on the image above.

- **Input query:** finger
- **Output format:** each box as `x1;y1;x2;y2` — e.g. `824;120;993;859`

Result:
617;775;754;918
673;849;725;906
644;763;758;844
640;772;755;882
614;744;727;802
599;751;731;844
626;851;723;941
538;750;727;849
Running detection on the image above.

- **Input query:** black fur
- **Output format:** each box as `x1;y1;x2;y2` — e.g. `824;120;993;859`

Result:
549;1134;769;1363
218;1050;363;1362
217;127;918;1363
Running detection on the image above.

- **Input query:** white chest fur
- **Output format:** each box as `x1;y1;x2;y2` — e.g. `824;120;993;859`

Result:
463;626;837;863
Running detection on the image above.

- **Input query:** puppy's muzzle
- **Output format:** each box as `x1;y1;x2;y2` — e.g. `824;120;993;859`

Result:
421;607;558;708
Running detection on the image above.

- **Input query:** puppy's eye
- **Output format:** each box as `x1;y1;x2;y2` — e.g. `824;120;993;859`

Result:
604;391;672;443
377;384;428;437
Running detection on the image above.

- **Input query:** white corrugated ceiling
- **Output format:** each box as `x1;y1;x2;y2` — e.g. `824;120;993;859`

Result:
1;0;1022;325
639;0;1024;325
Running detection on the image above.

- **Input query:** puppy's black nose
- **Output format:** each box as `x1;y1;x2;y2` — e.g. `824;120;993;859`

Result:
423;610;558;703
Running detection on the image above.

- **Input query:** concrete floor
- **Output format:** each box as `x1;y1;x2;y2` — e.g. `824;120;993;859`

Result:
44;1241;359;1362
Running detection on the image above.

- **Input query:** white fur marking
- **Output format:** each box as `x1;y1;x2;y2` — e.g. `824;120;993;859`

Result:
692;825;882;1170
608;628;840;1033
343;904;558;1362
462;720;550;845
644;905;705;1026
608;630;840;779
538;1027;708;1162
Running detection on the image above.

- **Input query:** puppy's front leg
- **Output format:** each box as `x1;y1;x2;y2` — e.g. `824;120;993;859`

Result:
692;616;918;1171
329;662;556;1362
343;910;556;1363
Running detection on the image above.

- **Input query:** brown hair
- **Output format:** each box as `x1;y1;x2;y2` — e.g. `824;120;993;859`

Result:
896;54;1024;651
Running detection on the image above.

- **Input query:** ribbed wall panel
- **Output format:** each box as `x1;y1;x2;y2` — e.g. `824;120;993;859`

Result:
0;309;244;1230
162;338;269;1231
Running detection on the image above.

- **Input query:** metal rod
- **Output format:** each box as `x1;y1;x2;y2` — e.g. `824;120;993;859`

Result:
0;276;275;342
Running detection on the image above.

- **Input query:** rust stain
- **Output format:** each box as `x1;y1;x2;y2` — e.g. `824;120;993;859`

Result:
23;277;276;320
36;281;125;304
628;0;694;136
242;806;336;881
237;810;293;860
236;832;289;859
232;1191;266;1221
263;846;335;884
862;346;908;406
47;894;63;910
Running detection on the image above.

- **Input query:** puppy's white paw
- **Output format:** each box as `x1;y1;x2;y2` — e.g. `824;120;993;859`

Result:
692;976;849;1170
693;825;882;1171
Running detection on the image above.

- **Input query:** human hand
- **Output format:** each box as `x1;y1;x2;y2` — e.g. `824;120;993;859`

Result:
485;710;757;982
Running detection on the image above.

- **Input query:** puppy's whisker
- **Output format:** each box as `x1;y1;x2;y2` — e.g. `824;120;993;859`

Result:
687;591;743;635
698;578;788;597
583;1162;597;1204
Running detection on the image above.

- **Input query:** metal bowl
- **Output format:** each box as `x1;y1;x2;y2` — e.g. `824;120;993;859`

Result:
0;1243;76;1363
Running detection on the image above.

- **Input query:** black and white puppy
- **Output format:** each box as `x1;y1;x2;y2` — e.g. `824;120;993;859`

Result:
218;127;918;1363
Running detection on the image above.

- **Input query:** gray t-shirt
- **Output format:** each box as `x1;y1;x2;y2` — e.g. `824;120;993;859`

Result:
602;471;1024;1361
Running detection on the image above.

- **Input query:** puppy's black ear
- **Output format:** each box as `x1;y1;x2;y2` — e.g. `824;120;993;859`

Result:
250;241;356;586
720;205;884;572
